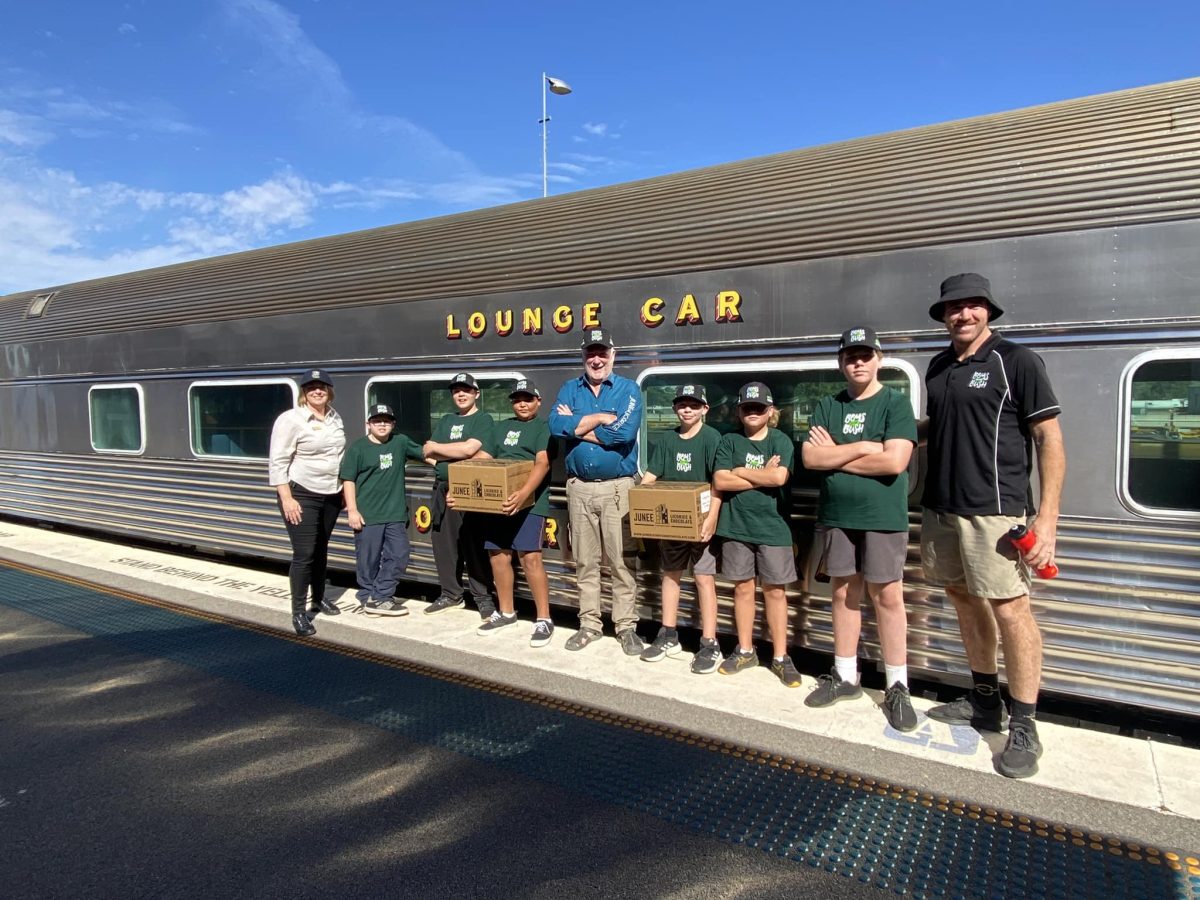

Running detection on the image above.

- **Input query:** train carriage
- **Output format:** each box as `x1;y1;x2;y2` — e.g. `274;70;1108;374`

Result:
2;78;1199;719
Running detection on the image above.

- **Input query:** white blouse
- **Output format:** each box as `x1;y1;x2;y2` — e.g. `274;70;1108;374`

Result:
268;406;346;495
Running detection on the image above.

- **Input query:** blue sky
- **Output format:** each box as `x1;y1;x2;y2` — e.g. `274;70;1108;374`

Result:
2;0;1198;295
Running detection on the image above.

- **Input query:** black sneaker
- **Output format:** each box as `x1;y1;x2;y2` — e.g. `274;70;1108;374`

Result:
883;682;919;732
926;693;1008;732
530;619;554;648
292;612;315;636
718;648;758;675
362;597;409;617
770;656;803;688
804;669;863;708
690;638;723;675
997;718;1042;779
425;594;464;615
475;599;498;619
640;627;682;662
477;611;518;635
617;629;645;656
316;598;341;616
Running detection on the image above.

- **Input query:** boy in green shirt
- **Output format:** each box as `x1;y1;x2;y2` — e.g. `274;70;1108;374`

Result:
800;326;918;731
339;404;425;615
638;384;724;673
476;379;557;647
713;382;802;687
423;372;497;617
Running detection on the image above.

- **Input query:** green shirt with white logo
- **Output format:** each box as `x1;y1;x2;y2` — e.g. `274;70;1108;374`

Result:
647;424;721;482
808;385;916;532
338;433;425;525
430;411;496;482
494;417;555;516
714;428;794;546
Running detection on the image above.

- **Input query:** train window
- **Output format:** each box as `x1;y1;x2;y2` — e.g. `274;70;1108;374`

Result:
1120;351;1200;515
188;380;296;459
638;360;920;491
365;372;525;453
88;384;145;454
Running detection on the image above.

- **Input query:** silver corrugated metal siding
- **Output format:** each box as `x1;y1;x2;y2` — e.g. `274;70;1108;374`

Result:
3;78;1200;342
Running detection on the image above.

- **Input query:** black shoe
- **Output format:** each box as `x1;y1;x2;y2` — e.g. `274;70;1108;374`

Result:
770;656;803;688
292;612;315;636
926;693;1008;732
640;627;681;662
690;638;723;674
316;598;341;616
883;682;919;732
362;597;409;617
998;717;1042;778
477;611;518;635
804;669;863;708
617;629;645;656
718;648;758;676
425;594;464;614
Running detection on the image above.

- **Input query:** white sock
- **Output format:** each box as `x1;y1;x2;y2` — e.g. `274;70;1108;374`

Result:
835;655;858;684
885;664;908;687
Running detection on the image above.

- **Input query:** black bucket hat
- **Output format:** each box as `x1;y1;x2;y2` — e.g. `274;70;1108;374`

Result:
930;273;1004;322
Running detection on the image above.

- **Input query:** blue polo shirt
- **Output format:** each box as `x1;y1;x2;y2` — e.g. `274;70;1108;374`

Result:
549;372;642;480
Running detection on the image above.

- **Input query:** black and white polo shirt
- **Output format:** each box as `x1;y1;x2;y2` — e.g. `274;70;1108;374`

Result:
922;333;1060;516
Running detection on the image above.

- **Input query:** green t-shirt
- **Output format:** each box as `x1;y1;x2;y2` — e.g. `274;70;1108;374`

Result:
647;424;721;482
338;433;425;525
808;385;917;532
714;428;794;546
494;416;555;516
430;411;495;482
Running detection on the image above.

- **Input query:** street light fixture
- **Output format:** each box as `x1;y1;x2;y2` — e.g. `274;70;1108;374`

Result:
541;73;572;198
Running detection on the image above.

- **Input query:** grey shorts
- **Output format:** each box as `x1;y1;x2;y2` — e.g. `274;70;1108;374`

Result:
720;539;798;585
920;509;1030;600
819;527;908;584
658;539;718;576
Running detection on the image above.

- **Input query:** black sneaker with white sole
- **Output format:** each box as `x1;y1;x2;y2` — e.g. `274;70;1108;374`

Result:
640;627;682;662
362;597;409;617
690;638;723;674
477;611;518;635
424;594;464;614
530;619;554;648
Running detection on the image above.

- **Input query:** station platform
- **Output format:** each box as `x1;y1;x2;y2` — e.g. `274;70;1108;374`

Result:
1;519;1197;898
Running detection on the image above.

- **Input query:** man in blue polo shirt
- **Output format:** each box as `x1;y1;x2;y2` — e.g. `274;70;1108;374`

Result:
549;329;645;655
921;273;1065;780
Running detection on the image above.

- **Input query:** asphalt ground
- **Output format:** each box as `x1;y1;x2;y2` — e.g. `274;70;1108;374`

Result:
0;602;892;900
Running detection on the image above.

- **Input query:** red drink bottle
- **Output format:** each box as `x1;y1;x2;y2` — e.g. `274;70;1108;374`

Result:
1008;525;1059;579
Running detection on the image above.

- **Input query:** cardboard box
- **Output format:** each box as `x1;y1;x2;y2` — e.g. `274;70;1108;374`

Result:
447;460;534;513
628;482;713;542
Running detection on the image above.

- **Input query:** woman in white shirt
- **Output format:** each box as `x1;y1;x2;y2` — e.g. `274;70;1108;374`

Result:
268;369;347;636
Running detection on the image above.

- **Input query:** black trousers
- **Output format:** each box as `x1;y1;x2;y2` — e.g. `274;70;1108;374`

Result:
430;481;494;610
280;482;342;614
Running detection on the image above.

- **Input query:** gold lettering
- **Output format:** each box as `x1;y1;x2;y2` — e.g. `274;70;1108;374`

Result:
552;305;573;333
715;290;743;322
446;314;462;339
495;309;514;336
522;307;543;335
582;302;601;328
675;293;702;326
640;297;665;327
467;311;486;338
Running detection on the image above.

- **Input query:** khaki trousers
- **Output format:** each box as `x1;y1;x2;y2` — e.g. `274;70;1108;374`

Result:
566;476;638;632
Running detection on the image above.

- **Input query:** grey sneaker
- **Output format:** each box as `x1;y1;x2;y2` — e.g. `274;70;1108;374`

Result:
425;594;464;615
718;648;758;675
926;692;1008;732
770;656;803;688
530;619;554;648
690;638;723;674
804;669;863;708
883;682;919;732
640;627;681;662
477;611;518;635
997;718;1042;778
565;627;602;651
362;597;409;617
617;629;645;656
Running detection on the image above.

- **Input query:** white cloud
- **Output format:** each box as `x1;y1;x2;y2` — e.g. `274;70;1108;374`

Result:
549;162;586;175
117;23;137;35
582;122;608;137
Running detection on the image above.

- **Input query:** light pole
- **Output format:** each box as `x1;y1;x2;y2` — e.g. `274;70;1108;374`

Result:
541;73;572;198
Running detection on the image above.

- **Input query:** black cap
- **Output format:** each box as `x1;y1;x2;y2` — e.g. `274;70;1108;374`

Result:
449;372;479;390
299;368;334;389
509;379;541;399
673;383;707;404
581;328;615;350
367;404;395;420
838;326;883;353
930;273;1005;322
737;382;774;407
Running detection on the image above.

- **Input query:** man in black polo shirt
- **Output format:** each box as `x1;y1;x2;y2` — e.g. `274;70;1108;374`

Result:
920;273;1065;779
